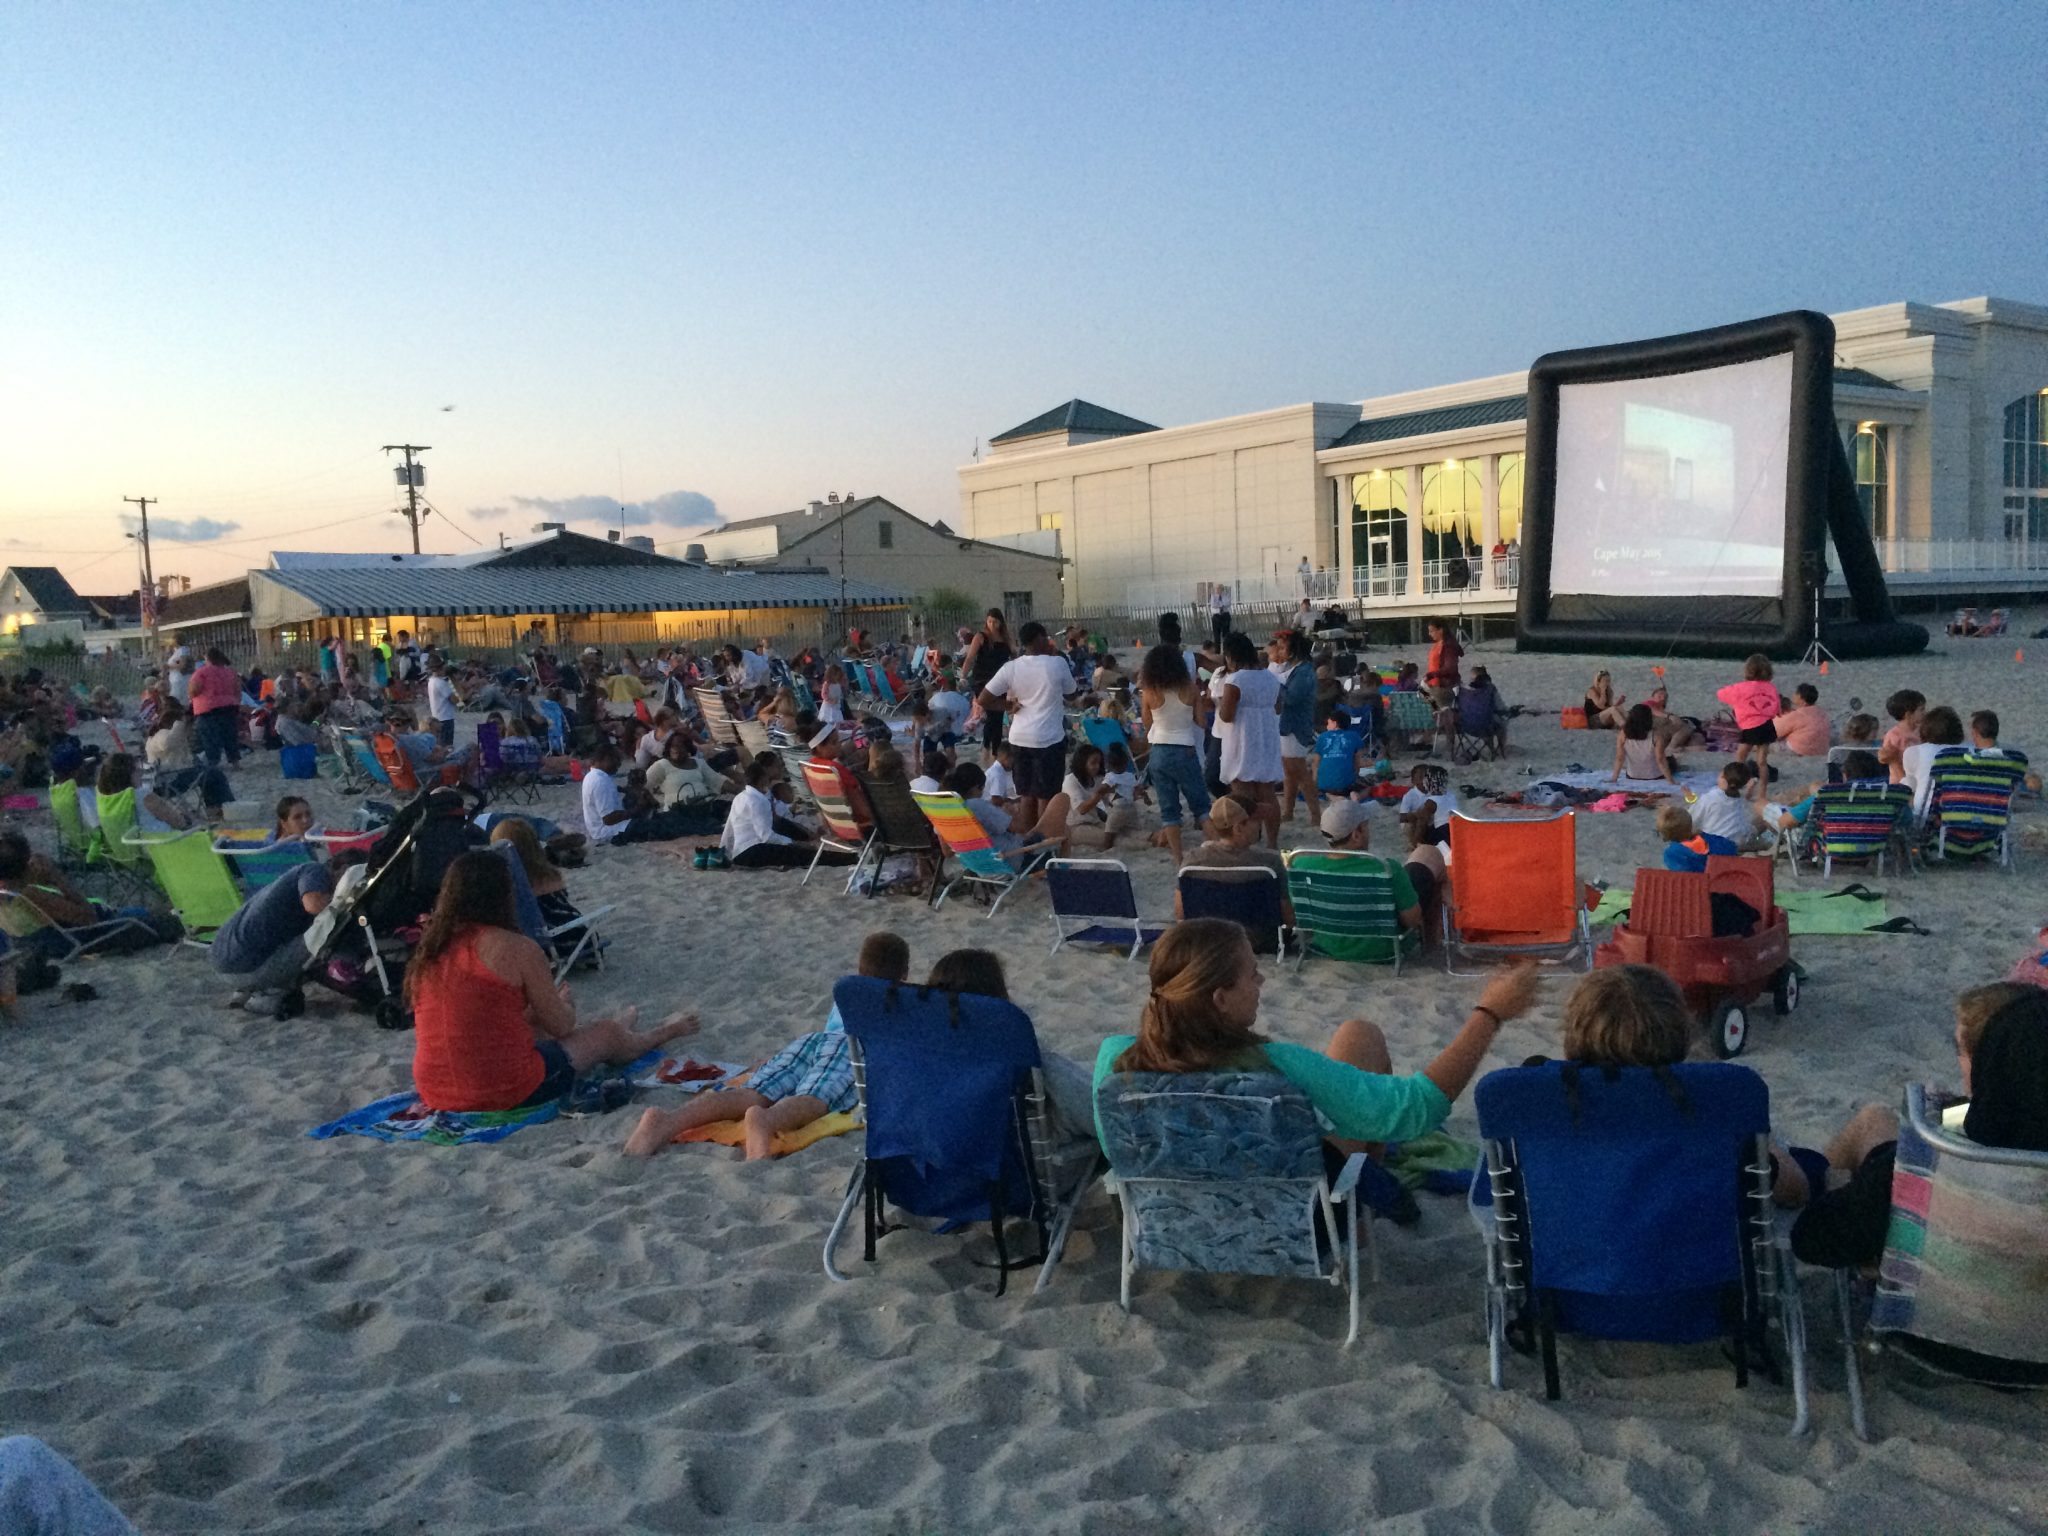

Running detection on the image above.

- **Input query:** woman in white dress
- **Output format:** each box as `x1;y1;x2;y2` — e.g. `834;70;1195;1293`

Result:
1212;630;1283;849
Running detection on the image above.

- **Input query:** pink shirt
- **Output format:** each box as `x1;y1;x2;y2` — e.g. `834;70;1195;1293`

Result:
1773;704;1831;756
1717;680;1781;730
188;662;243;716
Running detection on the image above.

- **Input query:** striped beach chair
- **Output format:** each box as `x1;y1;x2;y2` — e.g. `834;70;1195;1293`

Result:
1385;691;1437;749
1283;848;1420;972
1809;778;1912;876
1837;1083;2048;1438
799;760;877;891
913;789;1052;917
1922;750;2027;868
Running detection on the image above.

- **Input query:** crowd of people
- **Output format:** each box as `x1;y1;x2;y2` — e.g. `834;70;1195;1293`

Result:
2;607;2044;1420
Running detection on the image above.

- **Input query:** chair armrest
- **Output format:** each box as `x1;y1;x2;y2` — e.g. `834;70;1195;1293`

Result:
1329;1151;1368;1201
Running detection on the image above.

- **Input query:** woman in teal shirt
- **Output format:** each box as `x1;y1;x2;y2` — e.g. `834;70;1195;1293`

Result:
1094;918;1536;1155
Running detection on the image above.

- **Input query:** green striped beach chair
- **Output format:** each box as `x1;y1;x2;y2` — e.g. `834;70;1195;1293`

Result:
1836;1083;2048;1439
1283;848;1421;973
1922;749;2027;869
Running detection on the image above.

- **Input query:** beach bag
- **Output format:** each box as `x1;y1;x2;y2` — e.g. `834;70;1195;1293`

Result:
279;742;319;779
1561;707;1589;730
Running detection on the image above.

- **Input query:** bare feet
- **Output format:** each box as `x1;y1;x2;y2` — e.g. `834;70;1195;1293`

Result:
652;1010;701;1047
623;1105;687;1158
741;1104;780;1160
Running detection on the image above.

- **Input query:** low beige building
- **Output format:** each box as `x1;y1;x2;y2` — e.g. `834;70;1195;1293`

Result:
695;494;1066;622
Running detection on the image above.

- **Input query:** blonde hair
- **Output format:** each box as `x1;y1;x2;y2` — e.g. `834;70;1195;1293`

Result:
1957;982;2032;1058
1206;797;1250;838
1115;920;1267;1074
1561;965;1693;1067
1654;805;1694;842
487;817;554;886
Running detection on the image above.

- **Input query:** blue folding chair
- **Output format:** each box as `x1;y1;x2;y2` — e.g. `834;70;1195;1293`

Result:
822;976;1103;1295
1177;866;1289;956
1471;1061;1809;1432
1047;858;1165;961
1081;715;1131;758
537;698;570;756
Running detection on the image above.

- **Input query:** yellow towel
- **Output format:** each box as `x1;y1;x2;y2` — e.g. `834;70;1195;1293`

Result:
675;1110;862;1157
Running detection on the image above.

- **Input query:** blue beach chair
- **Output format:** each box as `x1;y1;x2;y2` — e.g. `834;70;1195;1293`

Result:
537;698;570;756
1472;1060;1810;1432
1046;858;1165;961
1097;1070;1375;1346
822;976;1103;1296
1176;866;1289;956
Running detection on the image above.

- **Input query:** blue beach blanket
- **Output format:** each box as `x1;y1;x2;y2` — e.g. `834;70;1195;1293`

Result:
308;1052;743;1146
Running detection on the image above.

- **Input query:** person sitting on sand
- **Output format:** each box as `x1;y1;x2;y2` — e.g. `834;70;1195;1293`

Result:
408;851;699;1113
722;754;848;869
1656;804;1738;873
625;931;913;1160
1611;703;1678;786
1583;670;1627;730
1094;920;1539;1222
1645;685;1701;754
1690;761;1764;847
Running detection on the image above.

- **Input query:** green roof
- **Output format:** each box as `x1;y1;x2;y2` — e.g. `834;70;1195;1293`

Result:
1833;365;1905;391
990;398;1159;444
1328;395;1527;449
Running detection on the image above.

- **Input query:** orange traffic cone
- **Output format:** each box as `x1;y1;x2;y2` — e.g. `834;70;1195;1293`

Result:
1819;660;1829;675
2017;649;2026;663
1651;665;1665;678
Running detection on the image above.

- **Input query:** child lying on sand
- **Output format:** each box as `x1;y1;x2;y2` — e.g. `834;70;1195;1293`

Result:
624;931;912;1160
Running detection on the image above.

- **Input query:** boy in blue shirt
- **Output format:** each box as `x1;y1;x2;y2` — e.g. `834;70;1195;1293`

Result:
1314;706;1367;798
1657;804;1738;872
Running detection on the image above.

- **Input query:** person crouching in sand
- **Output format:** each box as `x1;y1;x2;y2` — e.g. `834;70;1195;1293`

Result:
624;931;912;1160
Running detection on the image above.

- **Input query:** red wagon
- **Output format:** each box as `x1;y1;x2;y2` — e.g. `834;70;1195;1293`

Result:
1593;855;1798;1058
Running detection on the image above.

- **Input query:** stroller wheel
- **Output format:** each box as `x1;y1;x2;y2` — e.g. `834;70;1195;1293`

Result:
375;998;411;1032
1772;966;1799;1016
275;989;306;1021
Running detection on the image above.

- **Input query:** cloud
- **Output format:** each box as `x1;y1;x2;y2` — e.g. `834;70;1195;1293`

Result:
117;515;241;542
468;490;722;530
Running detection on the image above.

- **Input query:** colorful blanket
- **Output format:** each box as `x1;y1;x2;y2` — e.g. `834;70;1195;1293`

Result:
309;1053;745;1146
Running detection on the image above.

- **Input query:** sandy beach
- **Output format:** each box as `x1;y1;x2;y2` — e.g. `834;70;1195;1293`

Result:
6;634;2048;1535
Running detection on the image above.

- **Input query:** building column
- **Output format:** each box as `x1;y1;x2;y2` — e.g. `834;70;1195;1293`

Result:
1885;423;1907;558
1480;454;1500;592
1331;475;1353;604
1404;465;1425;600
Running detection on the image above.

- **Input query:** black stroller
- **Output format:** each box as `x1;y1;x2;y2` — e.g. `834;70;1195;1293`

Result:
306;783;486;1029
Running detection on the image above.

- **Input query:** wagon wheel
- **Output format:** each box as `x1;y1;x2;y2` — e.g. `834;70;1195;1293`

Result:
1709;997;1749;1059
1772;966;1799;1016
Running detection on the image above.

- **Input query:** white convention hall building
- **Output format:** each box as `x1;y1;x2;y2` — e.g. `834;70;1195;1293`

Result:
957;296;2048;619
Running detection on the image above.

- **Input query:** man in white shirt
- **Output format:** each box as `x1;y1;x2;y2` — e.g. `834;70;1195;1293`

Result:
425;659;458;748
166;646;193;706
720;755;851;868
581;744;695;844
976;620;1078;826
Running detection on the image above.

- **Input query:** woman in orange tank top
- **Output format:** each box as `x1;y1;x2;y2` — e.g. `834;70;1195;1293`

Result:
407;852;700;1112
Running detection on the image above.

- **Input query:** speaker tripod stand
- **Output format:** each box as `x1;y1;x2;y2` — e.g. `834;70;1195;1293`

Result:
1798;580;1838;669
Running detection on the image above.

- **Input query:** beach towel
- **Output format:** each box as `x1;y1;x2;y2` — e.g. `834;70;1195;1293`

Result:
1521;767;1722;796
308;1051;739;1146
1384;1131;1481;1195
1591;884;1914;937
675;1110;862;1158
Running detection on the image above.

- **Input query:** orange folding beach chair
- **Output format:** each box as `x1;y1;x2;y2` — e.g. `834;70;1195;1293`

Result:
1442;809;1593;974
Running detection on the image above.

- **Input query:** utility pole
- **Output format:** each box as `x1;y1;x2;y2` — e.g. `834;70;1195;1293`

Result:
383;444;432;553
124;494;158;648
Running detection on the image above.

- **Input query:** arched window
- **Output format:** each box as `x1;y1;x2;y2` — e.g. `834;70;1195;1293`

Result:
1852;424;1889;539
1496;452;1524;545
2005;390;2048;541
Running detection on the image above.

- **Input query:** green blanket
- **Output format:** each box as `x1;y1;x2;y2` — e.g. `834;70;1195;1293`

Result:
1592;884;1901;936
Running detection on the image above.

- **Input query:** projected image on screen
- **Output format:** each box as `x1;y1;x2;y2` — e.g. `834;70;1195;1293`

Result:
1549;352;1792;597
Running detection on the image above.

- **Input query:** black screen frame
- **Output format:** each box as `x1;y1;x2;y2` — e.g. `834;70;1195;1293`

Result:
1516;310;1834;658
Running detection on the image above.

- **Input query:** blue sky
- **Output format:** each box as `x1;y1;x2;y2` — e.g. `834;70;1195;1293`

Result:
3;1;2043;589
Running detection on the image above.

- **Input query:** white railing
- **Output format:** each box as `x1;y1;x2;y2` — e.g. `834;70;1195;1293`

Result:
1871;538;2048;576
